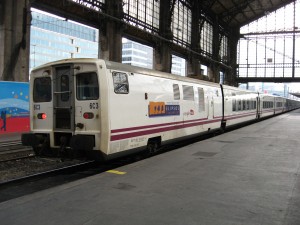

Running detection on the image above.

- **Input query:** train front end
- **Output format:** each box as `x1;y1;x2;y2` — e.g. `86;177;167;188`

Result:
22;59;103;158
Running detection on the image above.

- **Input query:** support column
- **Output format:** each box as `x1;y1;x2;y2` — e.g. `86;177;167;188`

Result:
0;0;30;81
154;44;172;72
99;0;123;62
210;17;221;83
207;66;218;82
225;28;239;86
154;0;173;73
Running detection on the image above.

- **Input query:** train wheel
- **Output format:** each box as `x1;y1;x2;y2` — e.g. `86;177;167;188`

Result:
33;147;41;156
146;138;161;154
147;142;157;153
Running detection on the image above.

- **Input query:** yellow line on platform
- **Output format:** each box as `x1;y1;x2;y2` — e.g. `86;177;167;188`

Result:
106;170;127;175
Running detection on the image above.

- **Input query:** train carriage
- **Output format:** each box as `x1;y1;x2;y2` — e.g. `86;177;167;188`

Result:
259;94;275;118
22;59;223;159
275;96;285;114
222;85;258;127
22;58;300;160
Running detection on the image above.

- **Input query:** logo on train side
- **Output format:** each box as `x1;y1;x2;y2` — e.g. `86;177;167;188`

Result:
148;102;180;117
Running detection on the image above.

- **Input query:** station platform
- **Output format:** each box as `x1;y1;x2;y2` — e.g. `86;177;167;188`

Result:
1;110;300;225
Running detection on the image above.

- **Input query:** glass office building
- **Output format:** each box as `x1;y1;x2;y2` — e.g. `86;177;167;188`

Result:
122;38;187;76
30;9;186;76
30;9;99;72
122;38;153;69
171;55;186;76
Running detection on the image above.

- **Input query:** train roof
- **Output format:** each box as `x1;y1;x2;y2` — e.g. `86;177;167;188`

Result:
31;58;222;88
35;58;223;88
105;60;222;88
30;58;259;95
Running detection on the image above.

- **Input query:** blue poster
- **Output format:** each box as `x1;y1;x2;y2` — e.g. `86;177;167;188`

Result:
0;81;29;117
0;82;29;132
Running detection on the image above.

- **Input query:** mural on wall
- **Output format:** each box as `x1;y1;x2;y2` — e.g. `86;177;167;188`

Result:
0;82;29;133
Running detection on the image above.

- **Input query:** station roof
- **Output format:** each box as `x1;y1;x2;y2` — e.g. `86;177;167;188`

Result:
32;0;296;29
200;0;295;27
290;93;300;98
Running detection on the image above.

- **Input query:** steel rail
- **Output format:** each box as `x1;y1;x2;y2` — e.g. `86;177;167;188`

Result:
0;154;35;163
0;141;22;148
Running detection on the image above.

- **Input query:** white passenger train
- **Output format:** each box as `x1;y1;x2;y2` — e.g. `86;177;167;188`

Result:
22;58;300;159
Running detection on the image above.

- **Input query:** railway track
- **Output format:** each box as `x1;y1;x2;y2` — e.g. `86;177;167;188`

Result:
0;140;22;148
0;140;34;162
0;160;96;186
0;154;35;163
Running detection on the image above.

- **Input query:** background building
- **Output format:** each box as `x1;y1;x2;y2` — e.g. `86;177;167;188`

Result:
30;8;99;72
122;38;153;69
30;9;188;77
171;55;186;76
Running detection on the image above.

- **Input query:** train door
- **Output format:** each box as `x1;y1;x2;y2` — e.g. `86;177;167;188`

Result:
53;65;74;131
213;88;222;119
274;98;277;114
256;96;261;119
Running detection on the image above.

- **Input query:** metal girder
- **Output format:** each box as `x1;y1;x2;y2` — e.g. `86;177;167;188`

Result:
236;77;300;83
221;0;256;24
27;0;298;86
201;0;296;28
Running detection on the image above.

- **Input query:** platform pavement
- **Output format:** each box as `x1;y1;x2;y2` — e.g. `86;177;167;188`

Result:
1;110;300;225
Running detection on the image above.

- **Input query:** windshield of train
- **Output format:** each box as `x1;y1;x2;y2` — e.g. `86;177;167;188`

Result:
76;72;99;100
33;77;52;102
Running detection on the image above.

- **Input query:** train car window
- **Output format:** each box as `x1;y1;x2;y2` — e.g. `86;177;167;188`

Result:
232;99;236;111
33;77;52;102
112;72;129;94
254;101;256;109
242;100;246;110
76;72;99;100
61;75;69;102
183;85;194;101
198;88;205;112
173;84;180;100
264;101;273;108
246;100;250;110
238;100;241;111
